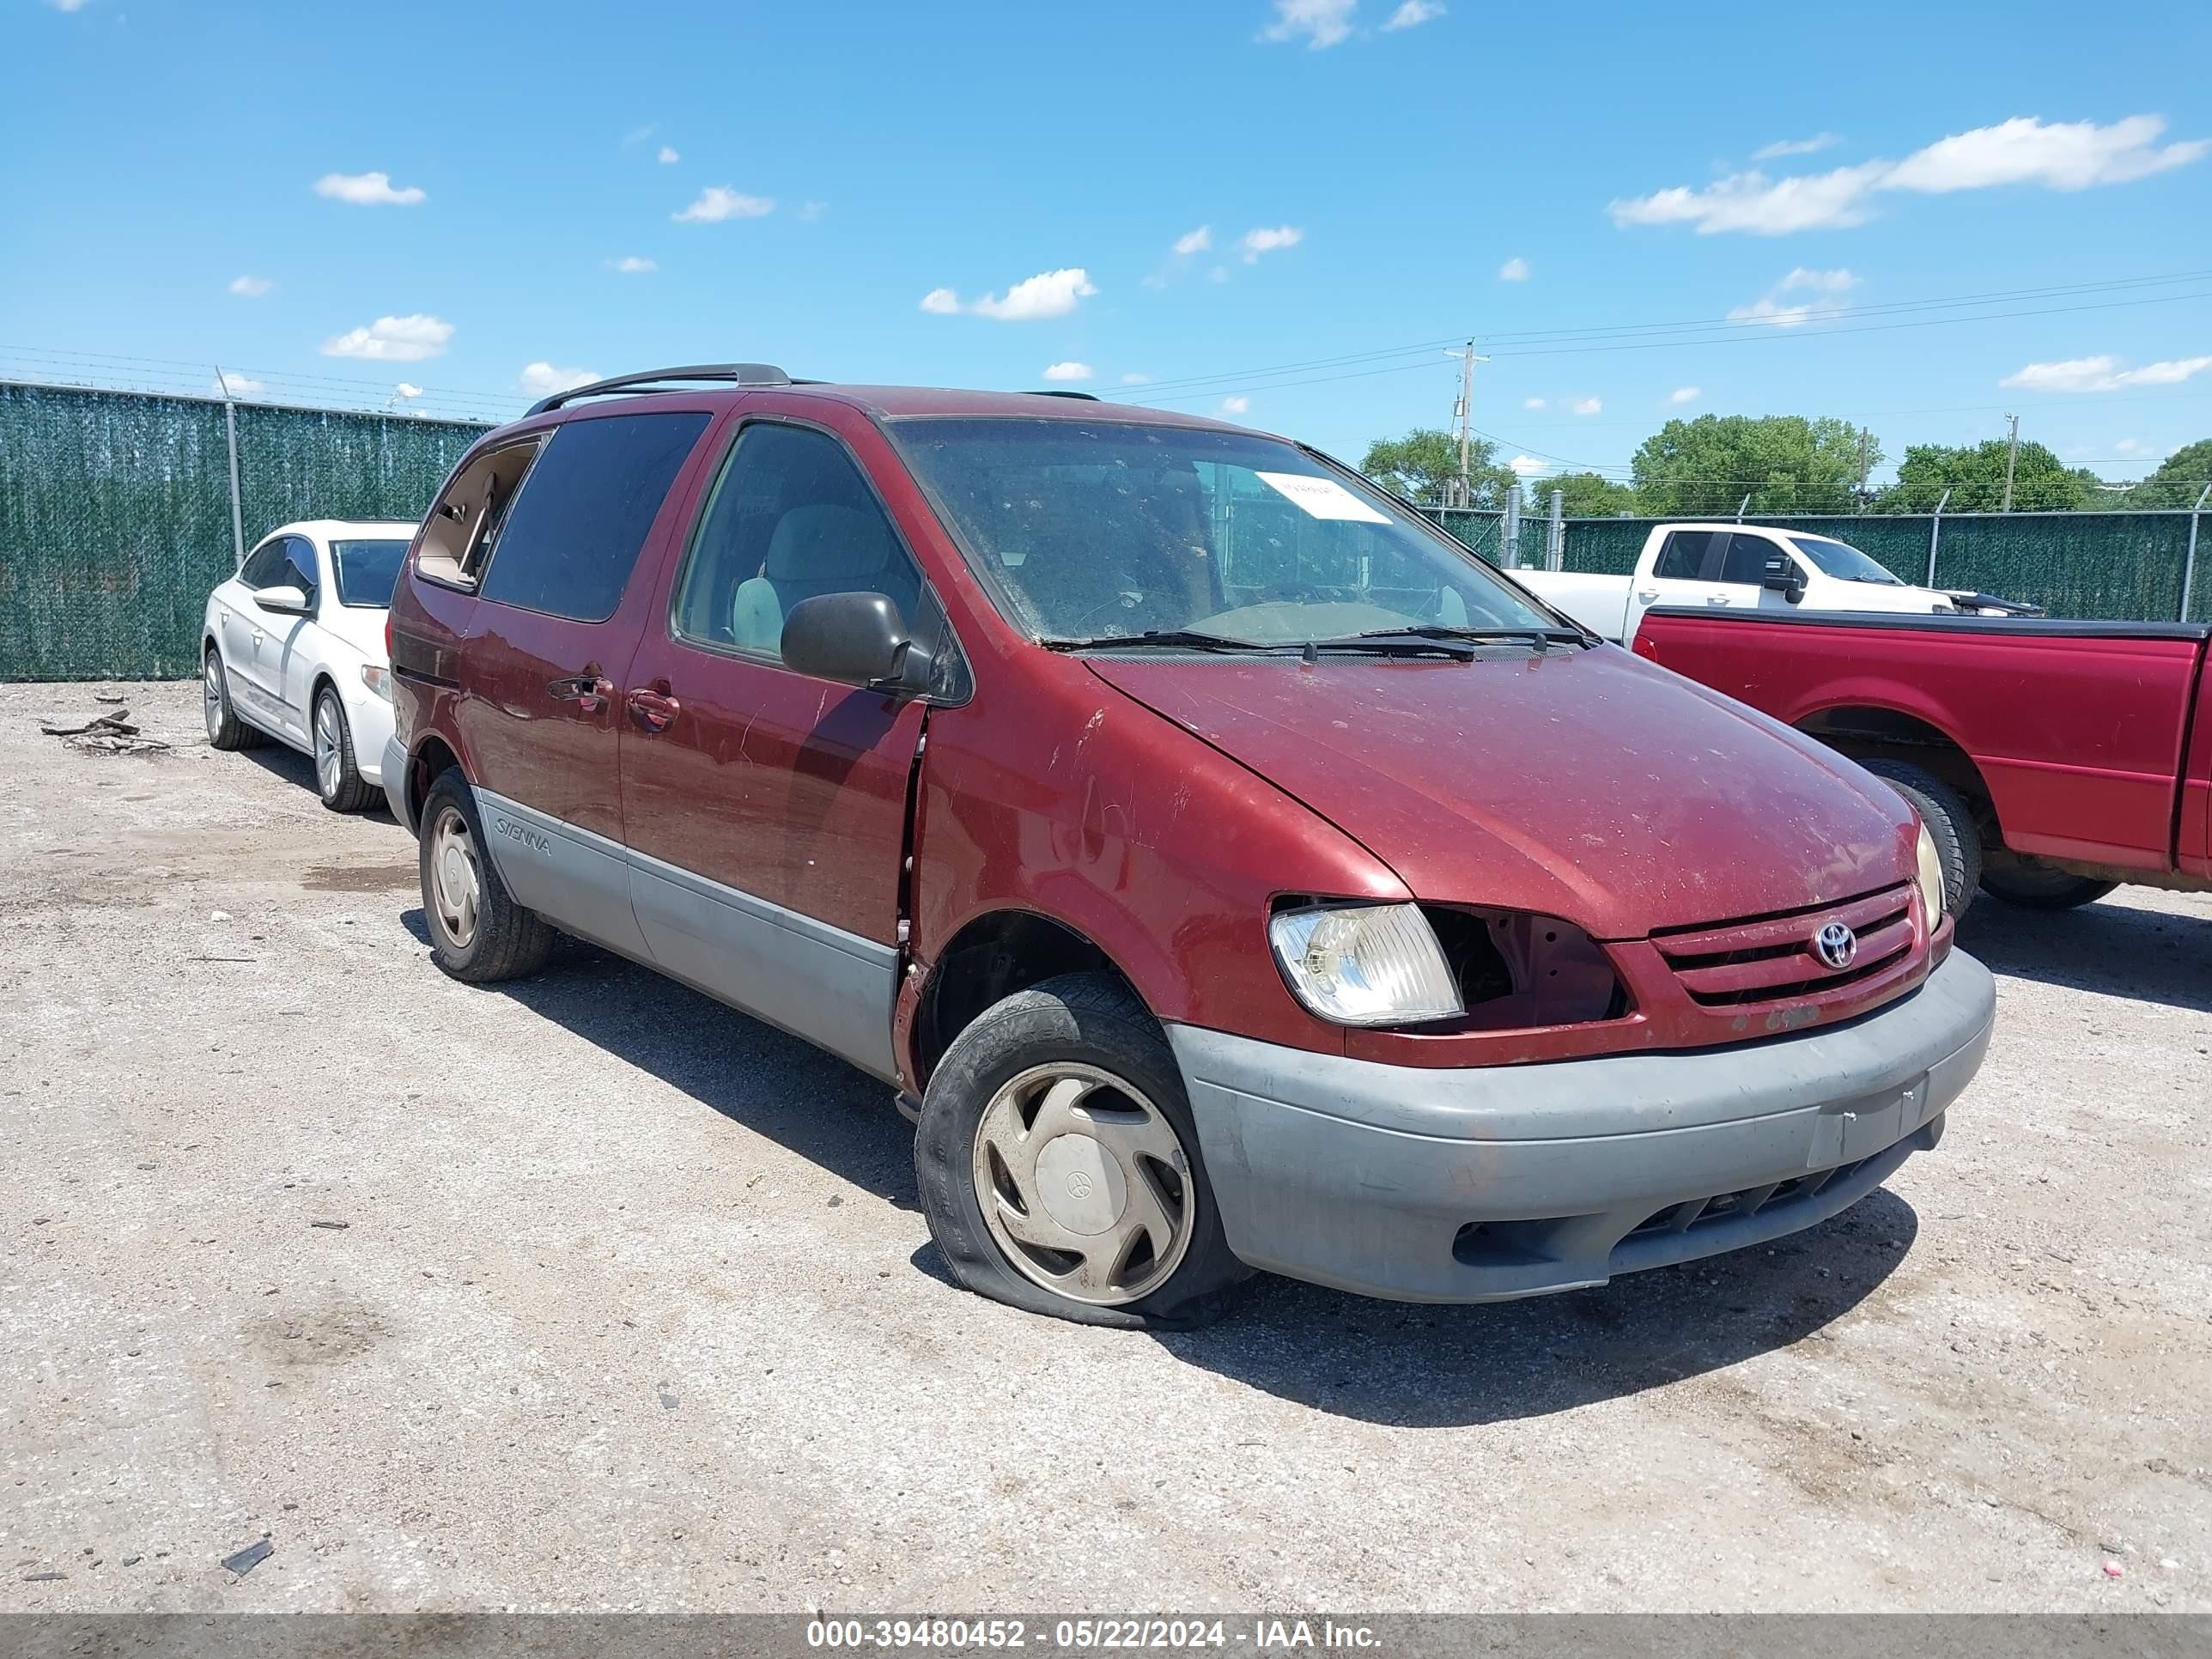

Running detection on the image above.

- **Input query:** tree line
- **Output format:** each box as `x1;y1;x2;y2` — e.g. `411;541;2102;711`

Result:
1359;419;2212;518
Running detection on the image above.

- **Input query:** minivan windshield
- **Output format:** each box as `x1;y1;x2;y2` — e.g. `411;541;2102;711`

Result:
890;418;1559;647
331;538;411;607
1788;533;1905;586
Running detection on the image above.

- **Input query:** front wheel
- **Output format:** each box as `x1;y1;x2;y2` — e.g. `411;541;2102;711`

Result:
913;972;1247;1328
313;685;379;812
1979;863;2118;911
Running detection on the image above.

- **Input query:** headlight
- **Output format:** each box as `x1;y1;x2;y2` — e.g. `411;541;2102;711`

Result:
1915;822;1946;923
1268;902;1463;1026
360;664;392;700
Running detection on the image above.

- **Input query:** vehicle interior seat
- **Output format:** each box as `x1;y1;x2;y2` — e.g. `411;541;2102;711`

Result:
730;504;902;654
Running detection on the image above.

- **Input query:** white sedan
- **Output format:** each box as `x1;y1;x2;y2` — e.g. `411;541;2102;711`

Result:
200;518;414;811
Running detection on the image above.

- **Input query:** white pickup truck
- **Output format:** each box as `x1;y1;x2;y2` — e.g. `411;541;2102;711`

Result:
1516;522;2033;642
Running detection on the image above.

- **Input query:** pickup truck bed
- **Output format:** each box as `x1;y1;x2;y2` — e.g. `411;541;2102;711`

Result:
1632;607;2212;912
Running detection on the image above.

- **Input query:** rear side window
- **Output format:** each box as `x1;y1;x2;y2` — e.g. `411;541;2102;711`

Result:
1653;530;1719;580
477;412;710;622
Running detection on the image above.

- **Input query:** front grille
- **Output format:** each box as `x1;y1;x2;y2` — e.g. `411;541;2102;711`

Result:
1651;882;1914;1007
1625;1155;1877;1239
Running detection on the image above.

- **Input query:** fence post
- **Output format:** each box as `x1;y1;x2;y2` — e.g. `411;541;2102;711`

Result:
1926;488;1951;587
1735;492;1752;523
215;367;246;569
1547;489;1565;571
1502;485;1522;568
2184;483;2212;622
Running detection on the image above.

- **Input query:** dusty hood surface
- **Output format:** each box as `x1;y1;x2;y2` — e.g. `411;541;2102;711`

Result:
1088;642;1912;938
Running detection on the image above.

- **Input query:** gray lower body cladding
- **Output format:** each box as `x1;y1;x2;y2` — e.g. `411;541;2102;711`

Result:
1167;949;1996;1303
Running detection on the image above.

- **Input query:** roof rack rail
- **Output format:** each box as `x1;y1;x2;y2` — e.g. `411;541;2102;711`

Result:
1030;389;1100;401
525;362;793;417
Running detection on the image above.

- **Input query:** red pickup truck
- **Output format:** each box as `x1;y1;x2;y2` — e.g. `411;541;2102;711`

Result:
1632;608;2212;915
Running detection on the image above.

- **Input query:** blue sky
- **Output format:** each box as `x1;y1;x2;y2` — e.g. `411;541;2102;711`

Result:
4;0;2209;489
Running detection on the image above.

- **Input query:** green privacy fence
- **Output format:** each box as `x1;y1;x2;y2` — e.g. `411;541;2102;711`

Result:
0;380;492;680
1426;507;2211;624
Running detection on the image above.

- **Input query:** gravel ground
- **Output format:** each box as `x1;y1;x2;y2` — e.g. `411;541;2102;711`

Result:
3;680;2209;1614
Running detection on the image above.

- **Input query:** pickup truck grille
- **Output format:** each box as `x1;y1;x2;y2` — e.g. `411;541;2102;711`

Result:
1651;882;1915;1008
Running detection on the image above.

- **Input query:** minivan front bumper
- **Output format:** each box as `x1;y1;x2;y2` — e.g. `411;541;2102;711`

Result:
1166;949;1995;1303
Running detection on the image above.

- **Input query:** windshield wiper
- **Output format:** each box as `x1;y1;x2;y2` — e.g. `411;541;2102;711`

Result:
1323;624;1592;653
1043;629;1288;654
1043;629;1479;659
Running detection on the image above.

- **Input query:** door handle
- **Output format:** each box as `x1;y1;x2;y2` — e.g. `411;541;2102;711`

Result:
1706;595;1733;605
626;686;681;733
1635;589;1660;603
547;672;615;713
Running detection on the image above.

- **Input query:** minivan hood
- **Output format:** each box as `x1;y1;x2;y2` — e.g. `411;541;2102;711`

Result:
1087;644;1911;938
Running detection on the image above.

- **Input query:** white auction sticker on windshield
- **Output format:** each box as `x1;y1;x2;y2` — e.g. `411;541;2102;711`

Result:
1255;471;1392;524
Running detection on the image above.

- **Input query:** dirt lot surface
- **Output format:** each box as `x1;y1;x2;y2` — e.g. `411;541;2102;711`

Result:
3;680;2209;1614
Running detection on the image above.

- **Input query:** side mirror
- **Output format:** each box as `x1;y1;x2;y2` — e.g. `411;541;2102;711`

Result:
781;592;921;693
1760;556;1807;604
252;584;313;616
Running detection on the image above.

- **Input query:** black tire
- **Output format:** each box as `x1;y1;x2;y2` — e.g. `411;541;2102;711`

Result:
201;644;263;750
1979;863;2118;911
416;770;555;983
313;684;380;813
914;971;1249;1329
1856;757;1980;921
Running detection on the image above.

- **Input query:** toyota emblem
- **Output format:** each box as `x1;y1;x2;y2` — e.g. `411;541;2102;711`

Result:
1814;921;1859;969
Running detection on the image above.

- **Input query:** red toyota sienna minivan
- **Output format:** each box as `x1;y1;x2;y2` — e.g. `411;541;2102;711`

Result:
380;366;1996;1327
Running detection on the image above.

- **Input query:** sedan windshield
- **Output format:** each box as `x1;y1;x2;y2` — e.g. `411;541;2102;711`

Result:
331;538;410;608
890;418;1557;647
1790;533;1905;586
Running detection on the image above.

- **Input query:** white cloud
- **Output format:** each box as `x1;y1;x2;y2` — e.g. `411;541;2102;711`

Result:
1173;225;1212;256
392;382;423;401
920;287;962;315
1240;225;1303;264
1120;372;1152;385
610;255;657;273
1208;265;1230;283
972;267;1097;320
1260;0;1357;48
320;313;454;362
1508;454;1547;477
48;0;92;11
1729;267;1860;326
1613;115;2207;235
1727;298;1825;328
657;145;679;165
1779;265;1859;293
1571;397;1603;415
1523;396;1547;410
799;200;828;222
210;372;263;397
314;170;426;207
1041;361;1094;382
622;125;656;148
2112;437;2148;456
1754;133;1840;160
1498;256;1530;281
1219;395;1251;415
519;362;599;396
1668;386;1701;404
673;186;775;223
228;275;273;298
1383;0;1444;27
2001;354;2212;393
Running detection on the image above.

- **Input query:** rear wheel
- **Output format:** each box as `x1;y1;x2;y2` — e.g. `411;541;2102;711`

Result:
417;770;554;982
1857;757;1980;921
313;685;378;812
1979;863;2118;911
914;972;1247;1328
201;645;259;750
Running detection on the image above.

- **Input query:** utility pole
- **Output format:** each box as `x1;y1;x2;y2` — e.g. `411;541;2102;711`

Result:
1856;426;1874;501
1447;340;1489;508
2000;413;2021;513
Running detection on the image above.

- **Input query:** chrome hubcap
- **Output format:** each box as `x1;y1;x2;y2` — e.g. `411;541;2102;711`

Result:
428;807;482;947
970;1062;1195;1306
313;696;342;798
203;657;223;737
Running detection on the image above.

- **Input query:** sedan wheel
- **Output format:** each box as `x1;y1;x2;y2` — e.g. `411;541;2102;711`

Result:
428;805;482;949
313;694;344;801
969;1061;1197;1307
203;658;226;740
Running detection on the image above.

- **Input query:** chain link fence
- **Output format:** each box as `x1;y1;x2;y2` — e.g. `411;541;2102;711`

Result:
1;381;490;680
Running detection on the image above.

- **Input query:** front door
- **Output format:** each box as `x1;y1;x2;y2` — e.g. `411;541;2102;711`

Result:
449;406;716;957
620;413;934;1081
1632;527;1735;627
